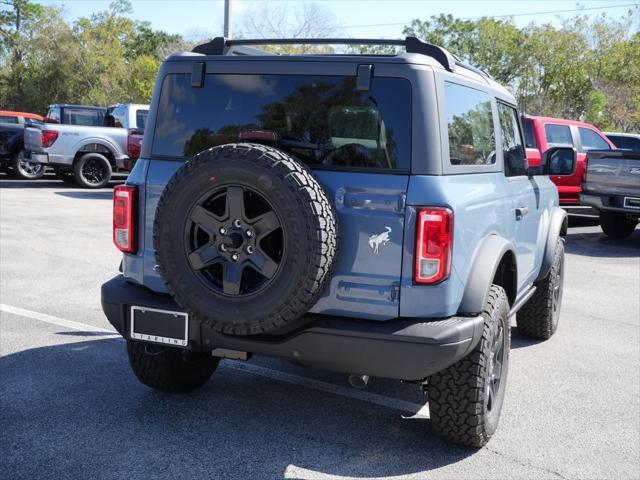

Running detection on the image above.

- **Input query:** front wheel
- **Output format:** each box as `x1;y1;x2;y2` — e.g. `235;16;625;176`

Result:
127;341;220;393
517;239;565;340
74;153;112;188
427;285;510;447
599;211;638;239
12;150;45;180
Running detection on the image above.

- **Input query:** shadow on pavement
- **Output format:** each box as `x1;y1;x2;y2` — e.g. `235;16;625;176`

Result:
0;172;124;190
509;325;544;350
564;229;640;258
54;191;114;200
0;339;474;479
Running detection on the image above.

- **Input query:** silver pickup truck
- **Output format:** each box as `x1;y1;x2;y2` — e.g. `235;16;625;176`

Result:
581;150;640;238
25;103;149;188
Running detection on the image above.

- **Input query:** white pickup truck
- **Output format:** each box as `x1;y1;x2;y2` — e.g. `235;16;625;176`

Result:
25;103;149;188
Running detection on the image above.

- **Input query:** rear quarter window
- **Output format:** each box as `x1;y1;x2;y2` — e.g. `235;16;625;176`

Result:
0;116;18;124
443;82;496;166
152;73;412;171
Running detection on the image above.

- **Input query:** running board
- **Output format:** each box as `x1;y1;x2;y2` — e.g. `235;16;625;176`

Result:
509;286;537;317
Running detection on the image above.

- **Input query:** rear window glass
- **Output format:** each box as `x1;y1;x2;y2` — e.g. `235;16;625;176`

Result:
607;135;640;151
444;82;496;166
544;124;573;148
63;108;104;126
152;73;411;171
136;110;148;130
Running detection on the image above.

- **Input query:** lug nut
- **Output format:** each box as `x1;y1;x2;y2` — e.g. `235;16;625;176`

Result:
246;245;255;254
231;253;240;261
233;219;242;228
245;229;254;238
219;227;227;235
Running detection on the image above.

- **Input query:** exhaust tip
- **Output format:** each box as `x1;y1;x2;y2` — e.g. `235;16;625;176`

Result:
348;374;369;389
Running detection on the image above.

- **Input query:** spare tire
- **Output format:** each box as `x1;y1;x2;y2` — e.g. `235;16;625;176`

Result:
154;143;338;335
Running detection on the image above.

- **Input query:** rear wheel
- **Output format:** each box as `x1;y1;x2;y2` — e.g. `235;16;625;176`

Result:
127;341;220;393
599;211;638;239
74;153;112;188
427;285;510;447
12;150;45;180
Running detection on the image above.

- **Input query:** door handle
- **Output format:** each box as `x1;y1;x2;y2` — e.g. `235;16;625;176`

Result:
515;206;529;220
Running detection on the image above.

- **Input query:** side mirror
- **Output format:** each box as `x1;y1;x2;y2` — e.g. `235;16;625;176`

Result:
543;147;577;176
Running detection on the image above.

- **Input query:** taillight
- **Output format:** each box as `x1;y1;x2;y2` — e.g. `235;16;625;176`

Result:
414;208;453;284
41;130;58;148
127;129;143;161
113;185;136;253
582;156;588;184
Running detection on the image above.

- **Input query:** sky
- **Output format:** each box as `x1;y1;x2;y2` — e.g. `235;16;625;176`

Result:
31;0;640;40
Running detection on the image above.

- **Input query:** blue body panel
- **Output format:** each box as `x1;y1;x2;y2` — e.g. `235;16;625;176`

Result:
124;157;558;320
120;54;561;322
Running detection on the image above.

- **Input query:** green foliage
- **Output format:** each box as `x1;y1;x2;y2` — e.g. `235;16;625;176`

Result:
0;0;177;112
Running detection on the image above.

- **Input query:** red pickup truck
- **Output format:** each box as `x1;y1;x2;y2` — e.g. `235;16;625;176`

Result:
522;115;616;205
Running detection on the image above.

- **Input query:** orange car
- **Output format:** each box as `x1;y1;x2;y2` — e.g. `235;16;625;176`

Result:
0;110;46;179
0;110;45;124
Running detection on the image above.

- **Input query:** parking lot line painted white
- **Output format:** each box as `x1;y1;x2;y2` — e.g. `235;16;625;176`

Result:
0;303;119;335
0;303;429;417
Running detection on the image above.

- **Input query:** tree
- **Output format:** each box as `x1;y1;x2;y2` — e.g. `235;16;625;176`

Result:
235;2;340;54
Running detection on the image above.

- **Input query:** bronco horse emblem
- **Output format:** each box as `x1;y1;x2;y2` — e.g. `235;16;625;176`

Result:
368;226;392;254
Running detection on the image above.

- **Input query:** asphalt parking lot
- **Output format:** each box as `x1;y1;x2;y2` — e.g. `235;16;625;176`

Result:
1;175;639;480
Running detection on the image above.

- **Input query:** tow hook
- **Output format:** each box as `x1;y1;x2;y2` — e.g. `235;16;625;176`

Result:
348;374;369;389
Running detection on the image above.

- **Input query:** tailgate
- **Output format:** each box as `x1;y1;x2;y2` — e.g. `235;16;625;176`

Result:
23;126;43;152
584;150;640;196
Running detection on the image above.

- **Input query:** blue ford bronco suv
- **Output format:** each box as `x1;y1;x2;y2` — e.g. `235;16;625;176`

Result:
101;37;576;447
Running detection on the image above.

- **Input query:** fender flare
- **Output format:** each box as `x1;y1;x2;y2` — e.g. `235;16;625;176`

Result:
72;137;123;163
536;207;567;282
459;235;516;314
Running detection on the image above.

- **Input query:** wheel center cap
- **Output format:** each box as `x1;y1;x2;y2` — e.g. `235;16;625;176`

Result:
229;232;244;249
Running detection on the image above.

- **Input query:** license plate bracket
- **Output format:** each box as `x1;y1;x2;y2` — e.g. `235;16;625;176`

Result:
130;306;188;347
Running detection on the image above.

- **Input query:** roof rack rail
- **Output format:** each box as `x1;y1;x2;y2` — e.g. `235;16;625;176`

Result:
192;37;457;72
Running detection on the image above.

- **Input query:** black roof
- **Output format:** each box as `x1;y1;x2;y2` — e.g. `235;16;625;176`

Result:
48;104;106;111
191;37;491;79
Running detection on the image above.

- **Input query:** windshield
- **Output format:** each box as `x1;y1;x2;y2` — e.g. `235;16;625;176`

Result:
152;73;411;171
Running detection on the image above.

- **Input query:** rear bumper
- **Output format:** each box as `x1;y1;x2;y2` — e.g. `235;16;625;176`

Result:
28;151;70;166
581;192;640;217
101;275;484;381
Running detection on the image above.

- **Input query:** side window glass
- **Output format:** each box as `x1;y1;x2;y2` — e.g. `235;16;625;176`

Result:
579;127;610;151
444;82;496;166
544;124;573;148
498;103;527;177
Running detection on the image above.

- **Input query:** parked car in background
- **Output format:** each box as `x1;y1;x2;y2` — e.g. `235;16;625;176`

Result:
581;150;640;238
522;115;616;205
0;111;46;180
604;132;640;152
0;110;44;125
102;36;576;448
44;104;106;126
25;103;149;188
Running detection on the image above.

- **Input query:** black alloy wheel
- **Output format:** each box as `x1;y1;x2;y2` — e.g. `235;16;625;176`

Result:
81;157;108;185
184;184;284;297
